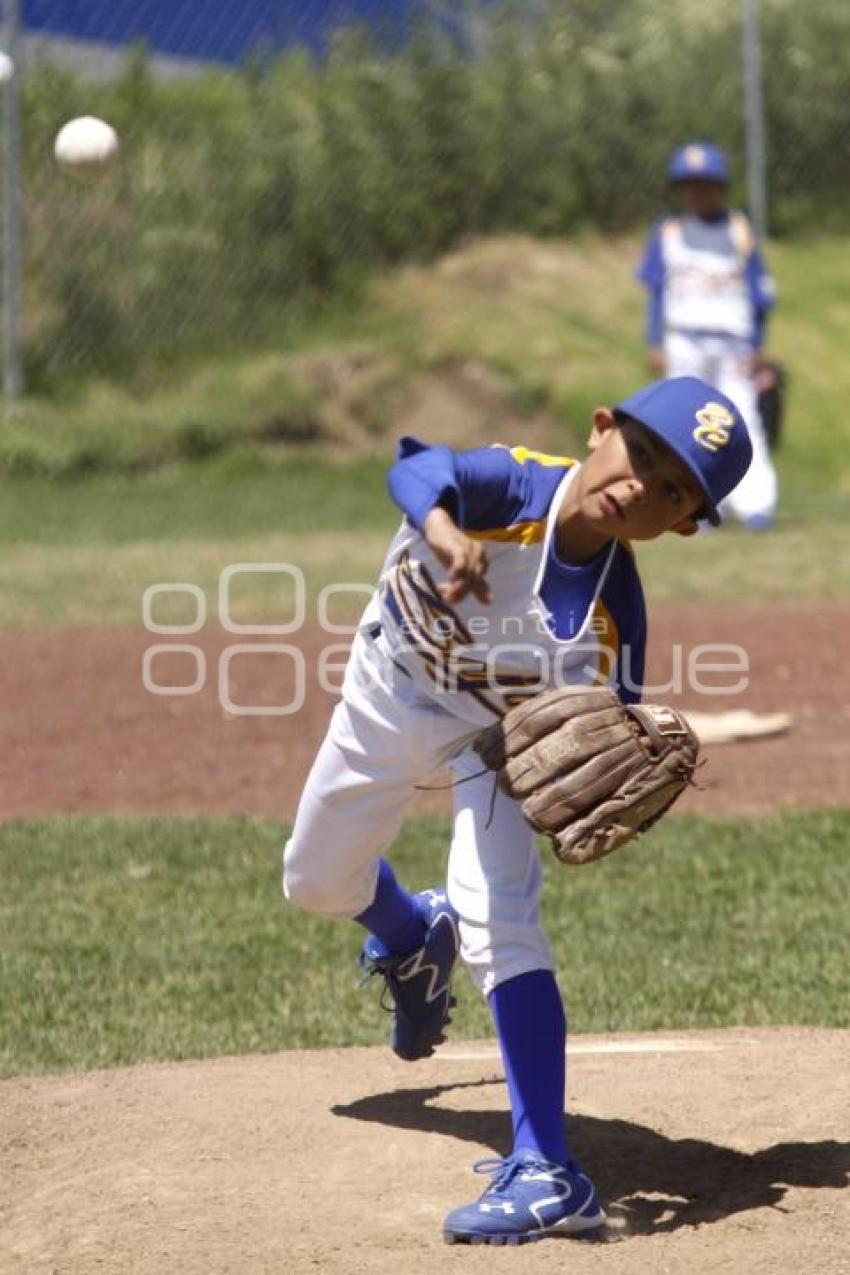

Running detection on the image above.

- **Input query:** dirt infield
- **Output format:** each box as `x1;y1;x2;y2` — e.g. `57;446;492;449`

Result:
1;603;847;820
2;1027;848;1274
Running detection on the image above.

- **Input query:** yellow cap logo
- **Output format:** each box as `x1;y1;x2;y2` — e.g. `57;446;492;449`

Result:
684;144;707;170
694;401;735;452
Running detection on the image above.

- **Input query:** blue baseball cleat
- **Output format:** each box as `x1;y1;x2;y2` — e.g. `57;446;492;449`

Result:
359;888;459;1062
442;1152;607;1245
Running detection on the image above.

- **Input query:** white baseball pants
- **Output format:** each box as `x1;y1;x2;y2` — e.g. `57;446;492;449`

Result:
665;330;777;525
283;631;555;996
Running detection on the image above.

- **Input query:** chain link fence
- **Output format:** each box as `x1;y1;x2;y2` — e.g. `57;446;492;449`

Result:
3;0;850;391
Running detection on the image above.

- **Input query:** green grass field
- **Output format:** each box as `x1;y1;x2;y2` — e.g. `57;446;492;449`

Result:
3;521;849;630
0;431;847;628
2;810;848;1077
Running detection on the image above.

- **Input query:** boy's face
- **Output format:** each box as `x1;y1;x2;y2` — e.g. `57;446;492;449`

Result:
674;179;727;217
574;411;704;543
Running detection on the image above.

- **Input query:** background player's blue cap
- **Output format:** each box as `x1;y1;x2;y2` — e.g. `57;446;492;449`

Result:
667;142;729;185
613;377;753;525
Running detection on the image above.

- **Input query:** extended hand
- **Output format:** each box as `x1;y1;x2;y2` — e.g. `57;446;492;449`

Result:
423;507;491;605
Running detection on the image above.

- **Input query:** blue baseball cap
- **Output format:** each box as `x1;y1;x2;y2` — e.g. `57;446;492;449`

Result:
667;142;729;185
613;377;753;525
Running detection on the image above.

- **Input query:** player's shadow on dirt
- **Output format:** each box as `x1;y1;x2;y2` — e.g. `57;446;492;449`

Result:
332;1078;850;1236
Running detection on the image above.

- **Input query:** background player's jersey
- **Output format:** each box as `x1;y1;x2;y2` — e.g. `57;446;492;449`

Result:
360;438;647;727
638;211;775;346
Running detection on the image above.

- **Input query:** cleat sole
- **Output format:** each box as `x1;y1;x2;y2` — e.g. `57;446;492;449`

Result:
443;1220;607;1247
444;1229;605;1247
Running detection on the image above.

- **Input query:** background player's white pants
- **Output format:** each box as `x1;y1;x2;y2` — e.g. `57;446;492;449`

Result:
283;631;555;997
665;330;777;525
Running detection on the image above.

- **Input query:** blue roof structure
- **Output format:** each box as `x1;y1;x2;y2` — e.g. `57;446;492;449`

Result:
22;0;423;66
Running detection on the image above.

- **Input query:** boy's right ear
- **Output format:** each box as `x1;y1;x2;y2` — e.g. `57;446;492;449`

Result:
672;518;700;537
586;407;617;451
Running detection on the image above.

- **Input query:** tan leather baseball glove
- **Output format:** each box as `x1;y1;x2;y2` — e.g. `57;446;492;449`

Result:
474;686;700;865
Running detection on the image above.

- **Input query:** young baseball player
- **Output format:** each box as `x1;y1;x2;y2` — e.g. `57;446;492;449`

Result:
638;142;777;530
283;376;752;1244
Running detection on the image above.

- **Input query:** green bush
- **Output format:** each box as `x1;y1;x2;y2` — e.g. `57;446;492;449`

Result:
19;1;850;386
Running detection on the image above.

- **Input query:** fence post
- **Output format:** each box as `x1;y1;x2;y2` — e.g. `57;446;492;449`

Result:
742;0;768;242
2;0;24;402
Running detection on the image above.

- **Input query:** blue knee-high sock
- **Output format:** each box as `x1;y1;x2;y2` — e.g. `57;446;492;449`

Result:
353;858;428;956
490;969;569;1166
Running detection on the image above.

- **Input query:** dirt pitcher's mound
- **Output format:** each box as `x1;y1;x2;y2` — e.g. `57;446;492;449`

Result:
2;1029;848;1274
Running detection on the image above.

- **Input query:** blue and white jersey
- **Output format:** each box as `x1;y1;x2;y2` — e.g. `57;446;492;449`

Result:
638;211;775;346
360;439;647;727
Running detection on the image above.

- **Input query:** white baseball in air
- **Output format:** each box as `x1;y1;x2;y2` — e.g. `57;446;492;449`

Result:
0;51;14;84
54;116;120;176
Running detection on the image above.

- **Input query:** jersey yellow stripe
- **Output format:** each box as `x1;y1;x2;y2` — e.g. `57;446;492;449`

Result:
508;445;577;468
464;448;575;543
729;210;754;256
466;519;547;546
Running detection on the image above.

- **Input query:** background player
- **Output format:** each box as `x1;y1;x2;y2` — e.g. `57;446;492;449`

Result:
638;142;778;531
283;376;753;1245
